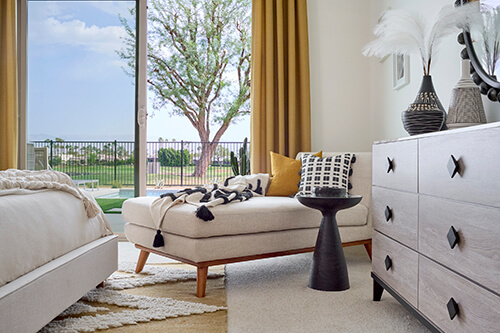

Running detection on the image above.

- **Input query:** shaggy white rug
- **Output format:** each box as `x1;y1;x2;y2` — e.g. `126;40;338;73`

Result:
39;262;225;333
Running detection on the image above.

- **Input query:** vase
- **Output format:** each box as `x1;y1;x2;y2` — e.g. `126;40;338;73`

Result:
401;75;447;136
447;60;486;129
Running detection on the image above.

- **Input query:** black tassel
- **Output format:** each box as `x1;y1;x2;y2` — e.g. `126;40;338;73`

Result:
196;205;215;221
224;176;235;187
153;230;164;248
254;179;263;195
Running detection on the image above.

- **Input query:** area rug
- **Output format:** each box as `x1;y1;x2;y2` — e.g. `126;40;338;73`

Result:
39;262;227;333
226;245;430;333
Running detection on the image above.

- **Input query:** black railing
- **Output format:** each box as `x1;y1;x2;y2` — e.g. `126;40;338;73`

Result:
31;140;247;187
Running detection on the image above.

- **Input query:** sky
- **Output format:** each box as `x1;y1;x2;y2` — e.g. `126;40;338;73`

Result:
27;1;250;143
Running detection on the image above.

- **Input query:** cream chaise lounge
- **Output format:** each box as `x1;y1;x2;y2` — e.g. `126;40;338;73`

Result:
122;152;372;297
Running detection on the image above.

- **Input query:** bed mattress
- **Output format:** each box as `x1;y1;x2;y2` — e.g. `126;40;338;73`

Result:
0;189;112;287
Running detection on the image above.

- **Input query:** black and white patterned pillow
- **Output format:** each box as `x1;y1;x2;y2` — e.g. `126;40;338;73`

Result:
297;153;354;196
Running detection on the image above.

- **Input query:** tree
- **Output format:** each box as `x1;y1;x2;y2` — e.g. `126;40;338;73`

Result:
51;156;62;167
213;145;230;166
118;0;251;177
158;148;191;167
87;153;98;166
54;137;64;156
103;143;113;156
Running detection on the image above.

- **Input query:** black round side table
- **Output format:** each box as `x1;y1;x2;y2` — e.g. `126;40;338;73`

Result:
296;195;362;291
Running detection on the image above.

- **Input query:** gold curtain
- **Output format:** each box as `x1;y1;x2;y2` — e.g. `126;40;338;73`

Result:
0;0;18;170
250;0;311;174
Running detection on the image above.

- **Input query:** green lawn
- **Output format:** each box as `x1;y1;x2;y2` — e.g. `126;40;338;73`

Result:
55;164;234;187
95;198;127;213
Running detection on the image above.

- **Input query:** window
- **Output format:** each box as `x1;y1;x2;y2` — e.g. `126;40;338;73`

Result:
18;0;148;195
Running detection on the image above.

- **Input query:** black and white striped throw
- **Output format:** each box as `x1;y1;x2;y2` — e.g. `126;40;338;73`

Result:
149;174;270;247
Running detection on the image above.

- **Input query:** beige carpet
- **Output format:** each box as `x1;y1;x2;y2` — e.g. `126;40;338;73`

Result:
226;245;431;333
41;243;431;332
40;261;227;333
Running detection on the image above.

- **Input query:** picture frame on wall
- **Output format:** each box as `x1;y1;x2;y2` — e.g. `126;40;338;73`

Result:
393;54;410;90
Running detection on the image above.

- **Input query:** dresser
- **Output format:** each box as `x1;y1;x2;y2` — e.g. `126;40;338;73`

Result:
371;123;500;332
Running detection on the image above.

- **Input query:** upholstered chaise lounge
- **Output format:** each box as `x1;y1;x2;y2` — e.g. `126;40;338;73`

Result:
122;152;372;297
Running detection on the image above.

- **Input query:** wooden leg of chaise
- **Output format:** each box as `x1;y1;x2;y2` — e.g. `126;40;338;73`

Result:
196;266;208;298
135;250;150;273
364;240;372;261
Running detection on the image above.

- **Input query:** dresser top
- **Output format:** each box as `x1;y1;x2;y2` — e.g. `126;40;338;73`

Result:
374;121;500;145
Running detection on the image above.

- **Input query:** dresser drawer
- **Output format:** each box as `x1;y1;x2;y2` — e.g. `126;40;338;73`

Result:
419;195;500;294
419;256;500;332
373;140;417;193
372;231;418;307
373;187;418;250
419;126;500;207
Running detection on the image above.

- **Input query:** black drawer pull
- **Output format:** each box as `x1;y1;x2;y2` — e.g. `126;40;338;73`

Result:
447;155;460;178
447;298;459;320
385;206;393;222
447;226;460;249
386;157;394;173
384;255;392;271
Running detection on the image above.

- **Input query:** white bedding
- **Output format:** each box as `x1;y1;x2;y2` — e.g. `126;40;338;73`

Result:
0;189;113;288
0;169;101;218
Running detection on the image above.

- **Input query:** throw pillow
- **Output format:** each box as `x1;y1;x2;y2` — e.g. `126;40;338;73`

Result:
266;151;322;196
297;153;354;196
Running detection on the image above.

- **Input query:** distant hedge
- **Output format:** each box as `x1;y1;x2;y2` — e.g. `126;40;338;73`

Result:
157;148;191;167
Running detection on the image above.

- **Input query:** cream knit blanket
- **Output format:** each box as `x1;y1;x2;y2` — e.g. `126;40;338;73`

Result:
0;169;101;218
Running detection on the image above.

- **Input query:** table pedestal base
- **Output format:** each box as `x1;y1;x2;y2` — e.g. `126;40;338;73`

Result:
308;212;349;291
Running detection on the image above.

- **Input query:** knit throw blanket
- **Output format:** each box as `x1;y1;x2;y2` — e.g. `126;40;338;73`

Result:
150;173;270;248
0;169;101;219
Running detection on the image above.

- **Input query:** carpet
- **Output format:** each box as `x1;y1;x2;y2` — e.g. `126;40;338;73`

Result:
39;262;227;333
39;243;432;332
226;245;431;333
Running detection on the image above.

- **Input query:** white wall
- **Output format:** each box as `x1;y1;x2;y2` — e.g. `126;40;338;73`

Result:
307;0;372;152
308;0;500;151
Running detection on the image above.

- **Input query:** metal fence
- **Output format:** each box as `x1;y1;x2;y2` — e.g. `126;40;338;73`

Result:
32;140;247;187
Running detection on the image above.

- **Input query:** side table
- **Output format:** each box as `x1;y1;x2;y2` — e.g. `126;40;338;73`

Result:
296;195;362;291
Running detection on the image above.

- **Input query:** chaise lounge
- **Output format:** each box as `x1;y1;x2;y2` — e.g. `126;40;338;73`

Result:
122;152;372;297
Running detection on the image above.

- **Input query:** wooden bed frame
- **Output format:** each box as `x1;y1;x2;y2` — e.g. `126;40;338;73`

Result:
134;239;372;297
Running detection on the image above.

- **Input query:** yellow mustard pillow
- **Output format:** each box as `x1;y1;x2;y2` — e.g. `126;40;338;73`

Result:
266;151;322;196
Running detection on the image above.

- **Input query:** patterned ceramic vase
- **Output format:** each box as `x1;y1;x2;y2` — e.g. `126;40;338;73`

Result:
401;75;447;136
447;60;486;128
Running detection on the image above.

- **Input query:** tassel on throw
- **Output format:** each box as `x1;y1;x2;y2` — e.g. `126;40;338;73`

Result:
196;205;215;221
153;230;165;248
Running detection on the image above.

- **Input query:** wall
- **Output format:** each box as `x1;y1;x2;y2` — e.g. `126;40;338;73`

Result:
307;0;372;152
308;0;500;151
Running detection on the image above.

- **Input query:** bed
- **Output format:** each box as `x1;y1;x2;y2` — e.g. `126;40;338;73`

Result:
0;170;118;333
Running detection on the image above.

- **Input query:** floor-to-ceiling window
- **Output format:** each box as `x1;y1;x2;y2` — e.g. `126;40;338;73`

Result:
18;0;147;197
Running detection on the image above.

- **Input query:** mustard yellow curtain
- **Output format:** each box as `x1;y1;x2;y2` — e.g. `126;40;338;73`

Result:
250;0;311;174
0;0;18;170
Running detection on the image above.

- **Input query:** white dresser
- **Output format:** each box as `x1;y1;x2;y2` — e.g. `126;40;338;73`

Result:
372;122;500;332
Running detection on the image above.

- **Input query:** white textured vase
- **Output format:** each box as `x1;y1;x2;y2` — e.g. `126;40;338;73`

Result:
447;60;486;128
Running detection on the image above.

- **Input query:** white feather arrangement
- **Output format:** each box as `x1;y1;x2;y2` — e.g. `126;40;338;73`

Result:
363;3;478;75
477;5;500;76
